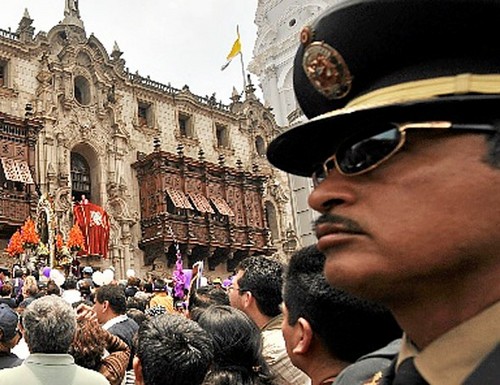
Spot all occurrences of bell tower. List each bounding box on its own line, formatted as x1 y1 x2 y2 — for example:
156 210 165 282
63 0 84 28
249 0 338 247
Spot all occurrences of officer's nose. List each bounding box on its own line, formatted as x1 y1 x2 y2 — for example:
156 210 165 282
308 172 357 213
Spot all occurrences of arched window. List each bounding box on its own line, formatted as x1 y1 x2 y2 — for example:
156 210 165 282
255 136 266 156
264 201 279 242
74 75 91 105
215 124 229 148
71 152 91 202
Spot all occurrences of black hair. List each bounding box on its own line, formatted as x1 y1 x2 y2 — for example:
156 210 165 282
127 308 148 327
63 276 78 290
95 284 127 315
188 285 229 321
0 282 13 297
236 256 284 318
78 280 92 301
127 296 148 312
152 278 166 292
144 283 153 294
197 306 274 385
46 280 61 296
136 313 213 385
283 245 402 363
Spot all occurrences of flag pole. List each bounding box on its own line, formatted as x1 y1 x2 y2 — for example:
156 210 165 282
221 25 247 91
236 25 246 91
240 50 247 91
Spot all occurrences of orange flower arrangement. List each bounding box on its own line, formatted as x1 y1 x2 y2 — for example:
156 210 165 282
6 230 24 257
67 224 85 252
20 217 40 250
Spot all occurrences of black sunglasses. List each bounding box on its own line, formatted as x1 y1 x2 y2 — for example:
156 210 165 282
312 121 497 186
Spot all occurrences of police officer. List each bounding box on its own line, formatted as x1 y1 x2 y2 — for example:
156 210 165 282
267 0 500 383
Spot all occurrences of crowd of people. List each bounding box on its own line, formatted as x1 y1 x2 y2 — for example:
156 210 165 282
0 249 401 385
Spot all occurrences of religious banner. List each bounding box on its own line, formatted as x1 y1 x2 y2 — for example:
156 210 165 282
73 200 110 258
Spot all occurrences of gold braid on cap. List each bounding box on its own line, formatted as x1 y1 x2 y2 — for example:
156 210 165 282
347 73 500 108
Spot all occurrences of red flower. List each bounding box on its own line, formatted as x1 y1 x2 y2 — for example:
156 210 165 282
67 224 85 252
6 230 24 257
20 218 40 249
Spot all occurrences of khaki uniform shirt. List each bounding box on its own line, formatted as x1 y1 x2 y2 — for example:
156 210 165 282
397 301 500 385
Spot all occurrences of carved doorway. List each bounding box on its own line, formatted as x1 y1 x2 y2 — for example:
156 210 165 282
70 152 91 202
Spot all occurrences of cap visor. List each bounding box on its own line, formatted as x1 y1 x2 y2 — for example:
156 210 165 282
267 95 500 177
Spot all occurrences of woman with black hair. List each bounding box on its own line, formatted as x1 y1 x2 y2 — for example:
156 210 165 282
197 305 276 385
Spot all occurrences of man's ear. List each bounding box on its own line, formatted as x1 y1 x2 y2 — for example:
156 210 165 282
241 290 254 310
133 356 144 385
101 300 109 312
292 317 313 355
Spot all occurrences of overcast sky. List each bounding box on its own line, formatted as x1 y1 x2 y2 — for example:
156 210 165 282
0 0 260 104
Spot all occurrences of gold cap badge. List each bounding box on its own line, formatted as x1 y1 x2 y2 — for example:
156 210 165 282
302 40 352 99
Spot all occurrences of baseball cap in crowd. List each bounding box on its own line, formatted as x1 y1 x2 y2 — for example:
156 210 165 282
82 266 93 274
153 278 167 292
0 304 19 342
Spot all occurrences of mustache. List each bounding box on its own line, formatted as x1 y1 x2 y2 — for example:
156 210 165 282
313 213 365 234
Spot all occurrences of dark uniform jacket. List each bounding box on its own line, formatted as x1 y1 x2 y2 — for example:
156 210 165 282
334 339 401 385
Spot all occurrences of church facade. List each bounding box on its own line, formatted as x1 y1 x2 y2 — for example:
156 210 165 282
0 3 298 278
249 0 338 247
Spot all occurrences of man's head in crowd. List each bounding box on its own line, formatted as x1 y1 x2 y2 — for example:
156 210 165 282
282 245 401 378
22 295 76 353
82 266 93 277
0 283 13 298
94 284 127 324
188 284 229 321
134 313 213 385
228 255 284 326
64 276 78 290
0 267 9 282
46 280 61 296
152 278 167 293
0 304 20 349
197 305 274 385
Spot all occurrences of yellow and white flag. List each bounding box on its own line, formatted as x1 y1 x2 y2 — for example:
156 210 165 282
221 26 242 71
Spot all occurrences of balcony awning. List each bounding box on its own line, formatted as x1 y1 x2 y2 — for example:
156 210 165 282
210 196 235 216
188 192 215 213
1 158 34 184
165 188 193 209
